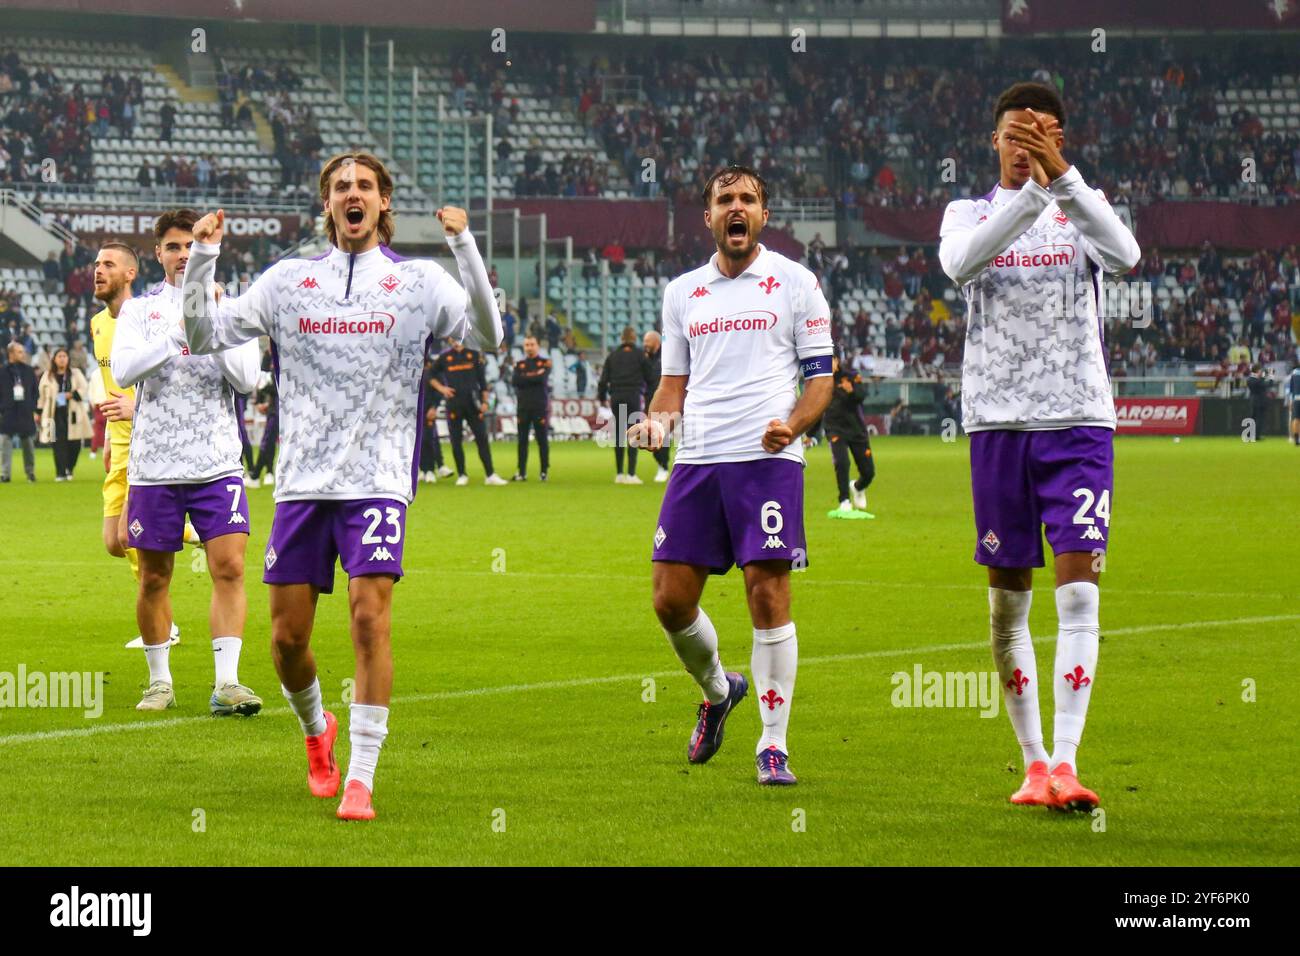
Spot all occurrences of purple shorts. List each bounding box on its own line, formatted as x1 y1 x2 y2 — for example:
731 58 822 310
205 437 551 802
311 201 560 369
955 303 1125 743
263 498 406 593
126 475 251 552
970 427 1113 569
652 458 807 574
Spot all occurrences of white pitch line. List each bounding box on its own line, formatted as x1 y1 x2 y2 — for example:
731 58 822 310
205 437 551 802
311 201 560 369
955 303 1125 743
1 612 1296 748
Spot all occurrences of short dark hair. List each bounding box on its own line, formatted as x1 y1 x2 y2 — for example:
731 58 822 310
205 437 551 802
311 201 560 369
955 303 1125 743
154 209 199 243
99 240 139 269
994 82 1065 127
701 164 769 210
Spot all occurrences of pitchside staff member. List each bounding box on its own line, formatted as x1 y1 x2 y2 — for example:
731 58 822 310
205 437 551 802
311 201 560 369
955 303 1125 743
248 349 278 486
512 335 551 481
644 330 670 483
598 326 654 484
823 353 875 517
419 355 452 483
432 338 508 486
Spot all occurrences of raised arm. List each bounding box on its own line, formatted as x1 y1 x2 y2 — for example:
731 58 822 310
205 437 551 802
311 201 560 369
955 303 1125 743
939 185 1053 286
433 207 502 352
181 209 276 354
110 298 186 389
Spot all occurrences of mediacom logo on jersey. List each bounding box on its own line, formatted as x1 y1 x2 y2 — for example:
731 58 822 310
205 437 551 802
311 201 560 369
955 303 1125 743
297 311 396 336
991 244 1076 269
687 310 778 338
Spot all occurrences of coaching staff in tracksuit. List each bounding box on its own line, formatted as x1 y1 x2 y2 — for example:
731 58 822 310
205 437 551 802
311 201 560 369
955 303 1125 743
432 338 507 486
511 335 551 481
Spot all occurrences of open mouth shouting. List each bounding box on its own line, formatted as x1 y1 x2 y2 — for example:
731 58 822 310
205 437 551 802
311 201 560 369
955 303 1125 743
345 204 366 228
726 215 749 241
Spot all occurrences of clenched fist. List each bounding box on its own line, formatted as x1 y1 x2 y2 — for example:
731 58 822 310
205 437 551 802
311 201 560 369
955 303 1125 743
762 418 794 454
194 209 225 245
435 206 468 236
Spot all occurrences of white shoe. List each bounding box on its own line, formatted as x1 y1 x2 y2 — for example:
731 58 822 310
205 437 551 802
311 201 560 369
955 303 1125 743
436 466 455 478
244 474 260 488
455 474 470 486
88 451 97 460
262 472 275 486
852 486 867 511
837 499 853 513
421 471 434 483
654 467 669 483
484 474 508 486
125 622 180 649
614 473 628 484
624 475 644 485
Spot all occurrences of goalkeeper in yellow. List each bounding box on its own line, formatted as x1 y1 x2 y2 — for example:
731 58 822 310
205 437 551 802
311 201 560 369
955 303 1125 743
90 241 190 648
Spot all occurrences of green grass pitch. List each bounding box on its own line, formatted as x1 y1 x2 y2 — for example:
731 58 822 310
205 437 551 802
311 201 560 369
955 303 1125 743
0 436 1296 866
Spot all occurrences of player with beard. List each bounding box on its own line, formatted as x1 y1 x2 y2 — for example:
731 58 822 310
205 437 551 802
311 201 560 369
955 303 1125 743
629 165 833 785
181 152 501 820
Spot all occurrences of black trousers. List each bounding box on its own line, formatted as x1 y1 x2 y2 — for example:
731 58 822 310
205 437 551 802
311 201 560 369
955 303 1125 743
53 409 80 477
830 434 874 503
652 446 670 470
420 417 445 472
447 403 494 476
611 393 641 476
252 410 278 479
516 401 549 475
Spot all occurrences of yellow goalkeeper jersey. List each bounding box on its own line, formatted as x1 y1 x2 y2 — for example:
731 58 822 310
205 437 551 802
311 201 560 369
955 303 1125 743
89 304 135 446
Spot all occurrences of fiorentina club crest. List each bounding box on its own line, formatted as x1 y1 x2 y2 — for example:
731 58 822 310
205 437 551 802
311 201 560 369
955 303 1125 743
759 276 780 295
653 525 667 549
981 529 1000 554
129 519 143 538
379 274 400 293
265 546 278 569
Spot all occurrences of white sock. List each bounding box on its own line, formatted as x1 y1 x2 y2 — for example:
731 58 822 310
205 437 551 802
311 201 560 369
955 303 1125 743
989 588 1049 767
212 636 241 686
282 679 326 737
1051 581 1100 772
144 641 172 685
664 607 729 705
346 703 390 793
752 622 797 755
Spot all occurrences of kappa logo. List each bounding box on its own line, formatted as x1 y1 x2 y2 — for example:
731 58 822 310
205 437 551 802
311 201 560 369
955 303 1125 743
129 518 143 538
369 547 395 562
977 214 988 223
1080 525 1104 541
228 512 246 526
762 534 786 549
379 274 400 294
264 546 277 569
759 275 781 295
147 311 162 323
1054 211 1070 225
654 525 667 549
688 286 710 298
298 276 319 289
981 529 1000 554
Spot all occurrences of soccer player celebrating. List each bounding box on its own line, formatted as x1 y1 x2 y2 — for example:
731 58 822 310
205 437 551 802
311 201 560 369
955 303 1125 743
180 152 502 820
628 164 833 785
90 242 184 649
938 83 1140 811
111 210 263 714
511 334 551 481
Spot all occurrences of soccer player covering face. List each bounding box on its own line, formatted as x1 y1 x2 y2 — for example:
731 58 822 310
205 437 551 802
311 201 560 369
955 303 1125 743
938 83 1140 811
180 153 502 821
628 165 834 785
110 210 262 714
